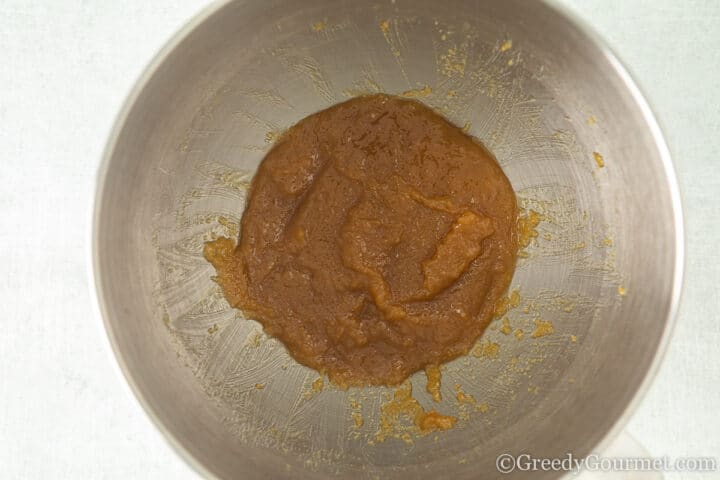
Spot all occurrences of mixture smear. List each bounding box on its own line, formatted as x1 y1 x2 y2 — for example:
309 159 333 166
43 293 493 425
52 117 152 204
204 94 518 387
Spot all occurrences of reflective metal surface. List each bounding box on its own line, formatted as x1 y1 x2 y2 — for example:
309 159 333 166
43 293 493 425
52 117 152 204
91 1 683 478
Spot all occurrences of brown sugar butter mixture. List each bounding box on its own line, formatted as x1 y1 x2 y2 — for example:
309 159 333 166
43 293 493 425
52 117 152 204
205 94 519 387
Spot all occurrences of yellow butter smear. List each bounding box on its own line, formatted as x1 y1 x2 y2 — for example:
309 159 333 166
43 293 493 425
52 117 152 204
472 340 501 359
425 365 442 402
494 289 521 317
374 382 457 444
518 210 542 249
402 85 433 98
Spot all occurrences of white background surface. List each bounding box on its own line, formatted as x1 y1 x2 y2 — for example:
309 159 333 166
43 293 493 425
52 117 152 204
1 1 718 478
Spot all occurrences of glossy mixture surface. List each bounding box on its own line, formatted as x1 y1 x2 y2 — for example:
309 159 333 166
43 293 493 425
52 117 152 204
204 94 518 386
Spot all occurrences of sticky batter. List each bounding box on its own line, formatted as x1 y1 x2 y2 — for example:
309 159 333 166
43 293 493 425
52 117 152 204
204 94 518 387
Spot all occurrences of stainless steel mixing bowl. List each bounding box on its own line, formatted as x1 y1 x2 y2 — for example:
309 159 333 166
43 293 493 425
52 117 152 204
91 0 683 478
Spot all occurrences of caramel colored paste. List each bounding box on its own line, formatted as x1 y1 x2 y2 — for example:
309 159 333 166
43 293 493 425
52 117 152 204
204 94 518 386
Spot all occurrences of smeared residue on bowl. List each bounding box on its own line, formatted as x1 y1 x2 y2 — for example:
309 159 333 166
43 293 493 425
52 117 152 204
150 9 626 473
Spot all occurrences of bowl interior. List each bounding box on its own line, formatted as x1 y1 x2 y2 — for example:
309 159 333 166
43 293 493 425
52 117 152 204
93 0 681 478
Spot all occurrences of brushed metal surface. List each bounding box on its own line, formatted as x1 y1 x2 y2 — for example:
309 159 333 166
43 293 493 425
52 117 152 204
91 0 683 478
